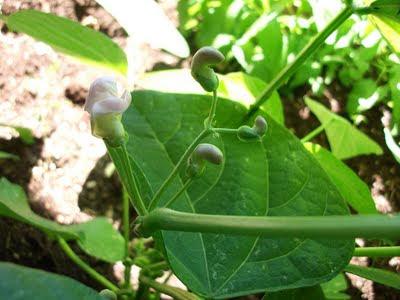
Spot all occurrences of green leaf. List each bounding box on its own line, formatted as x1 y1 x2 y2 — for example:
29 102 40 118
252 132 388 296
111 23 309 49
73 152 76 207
4 10 127 75
368 0 400 55
0 178 124 262
384 127 400 163
263 285 326 300
0 123 34 145
344 264 400 289
321 273 350 300
122 90 354 298
304 143 377 214
139 69 284 124
305 97 383 159
0 151 19 161
0 262 104 300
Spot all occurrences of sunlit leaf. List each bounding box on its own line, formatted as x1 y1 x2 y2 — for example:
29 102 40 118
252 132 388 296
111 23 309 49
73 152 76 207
304 143 377 214
305 97 383 159
4 10 127 74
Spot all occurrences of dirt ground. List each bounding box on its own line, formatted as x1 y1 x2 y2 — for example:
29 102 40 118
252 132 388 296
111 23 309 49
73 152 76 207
0 1 399 299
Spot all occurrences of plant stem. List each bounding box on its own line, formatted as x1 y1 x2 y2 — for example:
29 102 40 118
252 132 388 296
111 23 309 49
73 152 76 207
213 128 239 134
205 90 218 128
246 6 353 119
138 208 400 239
354 246 400 257
139 276 199 300
163 179 193 208
301 122 329 143
148 129 211 211
57 237 118 292
106 143 148 215
122 189 132 289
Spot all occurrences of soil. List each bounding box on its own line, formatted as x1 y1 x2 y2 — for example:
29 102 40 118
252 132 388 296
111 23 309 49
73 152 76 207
0 0 399 299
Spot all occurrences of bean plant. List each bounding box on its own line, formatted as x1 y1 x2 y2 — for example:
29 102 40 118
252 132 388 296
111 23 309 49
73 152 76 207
0 1 400 299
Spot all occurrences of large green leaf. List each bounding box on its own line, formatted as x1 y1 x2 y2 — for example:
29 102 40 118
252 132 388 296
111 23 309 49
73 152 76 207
123 90 354 298
0 263 104 300
138 69 284 124
0 178 124 262
344 264 400 289
305 97 383 160
304 143 377 214
3 10 127 75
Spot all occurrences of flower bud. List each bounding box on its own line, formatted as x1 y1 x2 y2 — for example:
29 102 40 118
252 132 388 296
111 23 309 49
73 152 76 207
186 143 223 178
191 47 225 92
99 289 117 300
253 116 268 136
85 76 131 146
237 116 268 142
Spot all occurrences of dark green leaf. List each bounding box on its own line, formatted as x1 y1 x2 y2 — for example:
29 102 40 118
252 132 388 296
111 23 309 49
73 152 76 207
263 285 325 300
344 264 400 289
0 178 124 262
122 90 354 298
4 10 127 74
305 97 383 159
304 143 377 214
0 262 104 300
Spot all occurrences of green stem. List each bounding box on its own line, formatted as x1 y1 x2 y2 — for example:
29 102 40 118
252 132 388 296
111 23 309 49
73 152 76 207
213 128 239 134
138 208 400 239
205 90 218 128
122 189 132 289
246 6 353 119
145 261 169 272
139 276 199 300
300 122 329 143
57 237 118 292
164 179 193 208
106 143 148 215
354 246 400 257
148 129 211 211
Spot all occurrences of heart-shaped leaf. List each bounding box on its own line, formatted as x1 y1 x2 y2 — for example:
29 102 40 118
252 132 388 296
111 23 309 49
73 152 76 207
0 262 104 300
0 178 124 262
123 90 354 298
305 97 383 159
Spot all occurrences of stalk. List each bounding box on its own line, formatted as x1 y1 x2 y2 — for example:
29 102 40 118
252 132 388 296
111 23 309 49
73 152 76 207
354 246 400 257
138 208 400 239
57 237 118 292
246 6 353 119
139 276 199 300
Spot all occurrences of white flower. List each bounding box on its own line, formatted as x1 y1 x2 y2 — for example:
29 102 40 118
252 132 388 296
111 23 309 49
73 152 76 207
85 76 131 146
85 76 131 117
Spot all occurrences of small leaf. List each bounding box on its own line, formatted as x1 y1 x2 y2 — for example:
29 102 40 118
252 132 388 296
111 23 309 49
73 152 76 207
320 274 350 300
344 264 400 289
263 285 326 300
4 10 127 75
139 69 284 124
0 151 19 161
0 262 104 300
346 79 381 115
0 178 124 262
305 97 383 159
384 127 400 163
304 143 377 214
